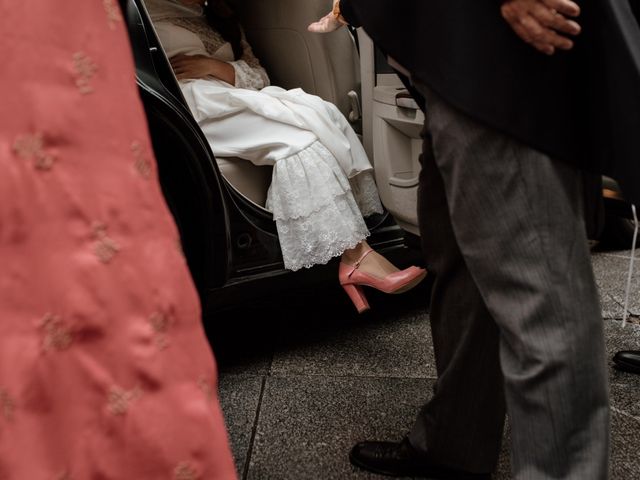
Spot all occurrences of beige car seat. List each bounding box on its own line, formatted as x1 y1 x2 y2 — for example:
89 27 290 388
230 0 361 119
219 0 362 208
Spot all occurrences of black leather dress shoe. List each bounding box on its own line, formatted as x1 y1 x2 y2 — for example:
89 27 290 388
349 437 491 479
613 350 640 374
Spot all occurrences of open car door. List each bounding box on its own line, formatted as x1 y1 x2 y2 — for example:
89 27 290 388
356 31 423 236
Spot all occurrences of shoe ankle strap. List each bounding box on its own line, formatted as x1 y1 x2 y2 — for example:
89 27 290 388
348 248 374 277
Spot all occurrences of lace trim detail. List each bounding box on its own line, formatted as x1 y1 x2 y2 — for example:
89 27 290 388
169 17 226 57
231 59 269 90
349 171 384 217
168 17 269 90
277 190 370 271
267 141 351 220
266 141 374 271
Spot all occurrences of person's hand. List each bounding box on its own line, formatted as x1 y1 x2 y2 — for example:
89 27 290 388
501 0 582 55
308 0 346 33
170 54 218 80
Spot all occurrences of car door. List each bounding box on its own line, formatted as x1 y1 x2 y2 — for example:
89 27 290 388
357 31 423 237
125 0 420 303
125 0 282 293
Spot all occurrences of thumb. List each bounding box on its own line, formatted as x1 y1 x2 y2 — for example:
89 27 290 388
307 21 327 33
308 12 341 33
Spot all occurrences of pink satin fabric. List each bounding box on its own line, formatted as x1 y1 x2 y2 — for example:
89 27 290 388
0 1 237 478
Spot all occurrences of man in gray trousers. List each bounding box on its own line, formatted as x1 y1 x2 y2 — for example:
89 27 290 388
311 0 640 478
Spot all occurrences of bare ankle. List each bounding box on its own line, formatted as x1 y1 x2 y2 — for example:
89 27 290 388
342 242 369 264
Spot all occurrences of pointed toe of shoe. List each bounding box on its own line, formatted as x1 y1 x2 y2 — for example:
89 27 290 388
340 265 427 294
396 266 426 280
613 350 640 373
386 266 427 293
349 441 367 461
349 438 492 479
348 440 403 474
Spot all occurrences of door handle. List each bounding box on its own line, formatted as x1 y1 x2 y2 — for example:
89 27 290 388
395 91 420 110
389 175 419 188
348 90 362 122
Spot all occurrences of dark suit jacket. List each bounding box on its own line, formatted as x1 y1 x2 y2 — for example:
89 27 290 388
341 0 640 206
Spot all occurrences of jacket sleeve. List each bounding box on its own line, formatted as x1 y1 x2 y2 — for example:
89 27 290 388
338 0 362 28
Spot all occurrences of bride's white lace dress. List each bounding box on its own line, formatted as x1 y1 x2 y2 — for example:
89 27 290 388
148 4 383 271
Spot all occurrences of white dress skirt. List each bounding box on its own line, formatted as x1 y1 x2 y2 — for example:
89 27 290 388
155 21 383 271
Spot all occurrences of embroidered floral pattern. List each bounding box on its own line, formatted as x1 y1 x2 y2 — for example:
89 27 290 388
149 311 170 350
197 375 213 402
92 222 120 264
39 313 73 351
108 385 141 415
103 0 122 30
131 141 152 179
12 132 56 170
174 462 200 480
0 388 15 421
176 239 185 257
72 52 98 95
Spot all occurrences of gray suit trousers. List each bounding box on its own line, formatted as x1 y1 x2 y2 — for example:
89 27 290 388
408 82 610 479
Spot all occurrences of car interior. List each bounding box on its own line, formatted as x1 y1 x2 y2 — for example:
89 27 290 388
128 0 637 315
134 0 637 281
141 0 425 236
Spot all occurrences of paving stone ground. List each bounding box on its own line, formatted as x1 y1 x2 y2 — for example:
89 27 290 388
216 250 640 479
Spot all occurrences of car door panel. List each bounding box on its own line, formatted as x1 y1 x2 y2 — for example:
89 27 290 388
357 31 422 235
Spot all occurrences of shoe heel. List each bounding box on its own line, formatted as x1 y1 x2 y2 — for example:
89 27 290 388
342 283 370 313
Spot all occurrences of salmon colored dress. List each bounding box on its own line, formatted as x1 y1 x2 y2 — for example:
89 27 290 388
0 1 237 479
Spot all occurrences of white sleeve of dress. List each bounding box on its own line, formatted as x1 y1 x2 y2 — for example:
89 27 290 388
230 34 270 90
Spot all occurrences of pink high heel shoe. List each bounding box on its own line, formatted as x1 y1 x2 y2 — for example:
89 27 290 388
339 249 427 313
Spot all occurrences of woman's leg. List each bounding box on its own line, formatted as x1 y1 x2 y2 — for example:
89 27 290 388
341 241 400 277
339 240 427 313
